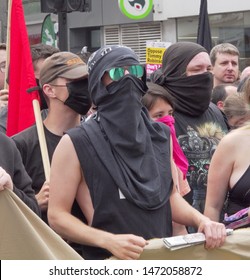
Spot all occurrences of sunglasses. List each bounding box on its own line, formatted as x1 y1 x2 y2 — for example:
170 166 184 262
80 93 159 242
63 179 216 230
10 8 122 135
108 65 144 81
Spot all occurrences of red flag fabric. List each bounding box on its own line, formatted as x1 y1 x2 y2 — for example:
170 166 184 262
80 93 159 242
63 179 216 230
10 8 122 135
6 0 40 136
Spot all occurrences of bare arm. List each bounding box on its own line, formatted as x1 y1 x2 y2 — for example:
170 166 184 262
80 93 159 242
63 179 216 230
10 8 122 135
48 134 147 259
170 187 226 248
204 135 235 222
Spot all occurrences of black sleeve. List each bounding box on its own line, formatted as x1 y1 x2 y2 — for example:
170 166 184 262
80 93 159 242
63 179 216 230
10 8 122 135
11 140 41 216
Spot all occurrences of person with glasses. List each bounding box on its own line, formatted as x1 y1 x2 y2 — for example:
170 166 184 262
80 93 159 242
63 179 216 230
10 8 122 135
12 51 92 256
48 45 227 260
0 43 9 133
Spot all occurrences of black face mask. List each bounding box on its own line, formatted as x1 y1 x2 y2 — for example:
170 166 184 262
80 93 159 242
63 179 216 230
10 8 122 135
65 79 91 115
36 78 48 110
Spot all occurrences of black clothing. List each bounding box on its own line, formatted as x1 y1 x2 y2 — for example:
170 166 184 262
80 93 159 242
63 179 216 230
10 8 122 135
226 165 250 216
0 132 40 215
174 103 228 208
67 119 173 259
151 42 229 214
12 125 87 230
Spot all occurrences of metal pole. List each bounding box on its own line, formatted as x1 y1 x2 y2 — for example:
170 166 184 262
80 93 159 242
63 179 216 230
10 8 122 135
58 12 68 51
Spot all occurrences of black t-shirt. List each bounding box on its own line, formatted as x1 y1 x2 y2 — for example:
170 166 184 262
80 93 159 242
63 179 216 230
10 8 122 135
174 103 228 206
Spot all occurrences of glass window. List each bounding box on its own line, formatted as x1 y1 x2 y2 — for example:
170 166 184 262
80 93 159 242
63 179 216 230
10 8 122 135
177 12 250 69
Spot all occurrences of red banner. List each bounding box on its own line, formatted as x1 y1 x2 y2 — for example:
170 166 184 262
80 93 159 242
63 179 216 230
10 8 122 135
7 0 39 136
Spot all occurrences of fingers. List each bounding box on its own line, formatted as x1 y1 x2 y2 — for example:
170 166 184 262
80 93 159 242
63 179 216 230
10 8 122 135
0 167 13 191
201 222 226 249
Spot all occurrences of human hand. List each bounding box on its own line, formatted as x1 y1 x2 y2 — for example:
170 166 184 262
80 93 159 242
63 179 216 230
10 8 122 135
0 89 9 108
106 234 148 260
0 167 13 191
197 218 226 249
35 181 49 211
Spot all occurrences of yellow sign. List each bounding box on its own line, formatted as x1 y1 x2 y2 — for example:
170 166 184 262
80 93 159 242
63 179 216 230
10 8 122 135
146 47 166 64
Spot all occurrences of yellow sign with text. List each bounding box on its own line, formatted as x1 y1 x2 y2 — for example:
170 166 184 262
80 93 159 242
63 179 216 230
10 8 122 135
146 47 166 64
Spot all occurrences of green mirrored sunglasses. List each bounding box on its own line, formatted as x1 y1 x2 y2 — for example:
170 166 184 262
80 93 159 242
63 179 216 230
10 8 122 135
108 65 144 81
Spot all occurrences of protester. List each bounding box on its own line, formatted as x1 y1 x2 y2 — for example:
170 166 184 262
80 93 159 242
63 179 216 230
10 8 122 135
12 52 91 219
223 92 250 129
211 84 237 111
48 45 227 260
210 43 240 87
31 43 59 111
237 66 250 92
142 82 190 235
0 43 8 133
142 82 190 196
0 43 59 133
12 51 91 256
204 76 250 229
151 42 228 222
0 131 40 215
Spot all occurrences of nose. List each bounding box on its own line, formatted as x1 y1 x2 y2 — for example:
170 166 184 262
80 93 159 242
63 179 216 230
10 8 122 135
227 62 234 70
124 69 130 75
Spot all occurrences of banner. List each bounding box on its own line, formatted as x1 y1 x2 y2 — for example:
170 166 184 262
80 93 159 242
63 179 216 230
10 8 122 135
146 41 171 76
41 14 57 48
7 0 39 136
197 0 212 52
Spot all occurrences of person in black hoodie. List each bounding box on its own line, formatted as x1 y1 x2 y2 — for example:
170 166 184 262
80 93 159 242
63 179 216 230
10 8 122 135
151 42 229 225
0 131 40 215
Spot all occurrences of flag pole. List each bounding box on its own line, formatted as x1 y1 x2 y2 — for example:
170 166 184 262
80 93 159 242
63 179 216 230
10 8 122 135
4 0 12 89
32 99 50 181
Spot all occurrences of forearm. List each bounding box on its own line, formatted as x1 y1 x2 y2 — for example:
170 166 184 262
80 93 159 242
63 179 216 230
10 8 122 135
170 191 210 228
204 205 221 222
48 209 113 250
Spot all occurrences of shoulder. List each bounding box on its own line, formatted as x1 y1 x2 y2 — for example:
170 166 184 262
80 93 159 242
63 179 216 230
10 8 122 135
12 125 37 142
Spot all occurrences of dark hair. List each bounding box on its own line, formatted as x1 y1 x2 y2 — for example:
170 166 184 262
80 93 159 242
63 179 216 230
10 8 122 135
142 82 175 111
0 43 6 51
211 84 228 104
31 43 59 62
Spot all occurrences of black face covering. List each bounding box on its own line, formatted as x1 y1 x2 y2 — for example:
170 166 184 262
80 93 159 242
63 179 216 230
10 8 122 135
64 79 91 115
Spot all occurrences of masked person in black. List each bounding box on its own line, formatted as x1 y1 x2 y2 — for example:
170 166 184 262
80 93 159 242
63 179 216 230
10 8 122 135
12 52 91 256
48 45 227 260
151 42 229 226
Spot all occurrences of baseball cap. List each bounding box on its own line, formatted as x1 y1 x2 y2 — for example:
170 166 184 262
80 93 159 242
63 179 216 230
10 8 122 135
39 51 88 87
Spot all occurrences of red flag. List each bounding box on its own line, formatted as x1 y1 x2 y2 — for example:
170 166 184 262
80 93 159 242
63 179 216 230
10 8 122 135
6 0 40 136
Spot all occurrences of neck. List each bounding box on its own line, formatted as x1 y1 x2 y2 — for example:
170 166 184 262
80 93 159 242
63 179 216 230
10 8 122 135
43 109 81 136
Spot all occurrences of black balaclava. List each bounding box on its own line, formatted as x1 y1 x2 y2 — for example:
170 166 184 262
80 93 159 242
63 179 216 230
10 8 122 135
151 42 213 117
87 45 173 210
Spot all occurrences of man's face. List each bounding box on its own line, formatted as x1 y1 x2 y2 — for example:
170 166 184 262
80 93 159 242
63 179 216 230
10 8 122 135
212 53 239 86
186 52 212 76
0 49 7 90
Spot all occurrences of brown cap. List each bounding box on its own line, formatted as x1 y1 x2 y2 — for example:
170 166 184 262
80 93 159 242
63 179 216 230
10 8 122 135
39 51 88 87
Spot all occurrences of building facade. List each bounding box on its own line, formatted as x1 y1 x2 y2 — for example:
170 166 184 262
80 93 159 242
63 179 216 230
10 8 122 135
0 0 250 68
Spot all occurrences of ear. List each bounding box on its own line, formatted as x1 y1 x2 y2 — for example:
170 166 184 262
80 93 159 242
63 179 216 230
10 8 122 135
217 100 224 110
43 84 56 98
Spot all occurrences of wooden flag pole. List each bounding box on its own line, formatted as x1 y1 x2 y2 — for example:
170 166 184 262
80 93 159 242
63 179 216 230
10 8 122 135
4 0 12 89
32 99 50 181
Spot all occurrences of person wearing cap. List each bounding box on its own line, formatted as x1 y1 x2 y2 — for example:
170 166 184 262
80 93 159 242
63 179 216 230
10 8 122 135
12 51 91 255
48 45 227 260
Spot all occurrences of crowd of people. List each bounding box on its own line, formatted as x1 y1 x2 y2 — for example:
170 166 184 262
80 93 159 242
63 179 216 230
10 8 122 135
0 40 249 260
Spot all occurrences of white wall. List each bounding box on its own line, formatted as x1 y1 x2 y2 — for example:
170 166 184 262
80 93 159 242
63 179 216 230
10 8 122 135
154 0 250 20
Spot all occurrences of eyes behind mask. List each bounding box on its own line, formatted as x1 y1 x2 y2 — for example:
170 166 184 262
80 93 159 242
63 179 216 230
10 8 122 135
64 78 92 115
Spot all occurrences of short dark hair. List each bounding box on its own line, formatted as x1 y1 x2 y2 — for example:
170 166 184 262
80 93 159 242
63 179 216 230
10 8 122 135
31 43 59 62
211 84 228 104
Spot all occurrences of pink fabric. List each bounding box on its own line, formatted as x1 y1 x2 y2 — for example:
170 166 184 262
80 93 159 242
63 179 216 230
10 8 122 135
157 115 188 179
